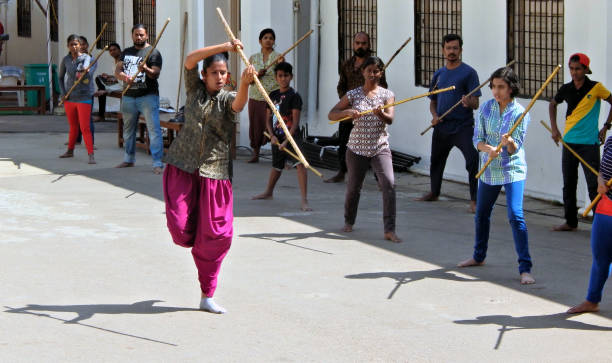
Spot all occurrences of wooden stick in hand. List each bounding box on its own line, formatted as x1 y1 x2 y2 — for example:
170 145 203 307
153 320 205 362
59 46 109 106
264 131 323 178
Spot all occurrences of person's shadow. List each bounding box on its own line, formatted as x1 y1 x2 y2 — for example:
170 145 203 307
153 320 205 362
454 313 612 350
4 300 200 346
240 231 348 255
345 268 479 299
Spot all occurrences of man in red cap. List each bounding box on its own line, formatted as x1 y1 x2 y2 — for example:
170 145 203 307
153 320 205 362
549 53 612 231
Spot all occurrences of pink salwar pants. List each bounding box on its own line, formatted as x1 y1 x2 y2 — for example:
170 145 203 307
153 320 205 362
163 164 233 297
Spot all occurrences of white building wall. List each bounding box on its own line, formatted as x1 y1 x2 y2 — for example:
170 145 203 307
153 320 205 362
311 0 611 205
2 0 59 68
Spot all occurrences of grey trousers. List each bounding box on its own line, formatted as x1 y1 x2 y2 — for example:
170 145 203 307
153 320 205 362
345 148 396 233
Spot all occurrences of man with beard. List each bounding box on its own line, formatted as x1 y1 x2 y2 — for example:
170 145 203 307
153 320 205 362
325 32 387 183
417 33 480 213
115 24 164 174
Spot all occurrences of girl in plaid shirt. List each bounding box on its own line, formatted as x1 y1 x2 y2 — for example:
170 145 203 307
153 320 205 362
458 67 535 285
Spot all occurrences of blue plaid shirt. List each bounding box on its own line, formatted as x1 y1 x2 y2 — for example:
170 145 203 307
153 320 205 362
473 98 529 185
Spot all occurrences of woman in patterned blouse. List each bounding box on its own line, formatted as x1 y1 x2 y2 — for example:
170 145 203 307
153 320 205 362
458 67 535 285
247 28 281 163
162 40 255 314
568 135 612 314
328 56 401 243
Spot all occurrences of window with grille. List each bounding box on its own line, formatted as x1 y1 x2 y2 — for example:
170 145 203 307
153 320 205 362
414 0 462 88
507 0 564 99
337 0 378 72
17 0 31 38
133 0 156 44
49 0 58 42
96 0 116 49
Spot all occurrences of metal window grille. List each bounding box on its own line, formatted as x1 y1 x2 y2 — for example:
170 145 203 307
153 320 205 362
337 0 378 72
507 0 564 99
96 0 116 49
133 0 156 44
414 0 462 87
49 0 58 42
17 0 31 38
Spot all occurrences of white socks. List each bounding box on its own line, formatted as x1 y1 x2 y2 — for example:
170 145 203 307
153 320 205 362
200 297 227 314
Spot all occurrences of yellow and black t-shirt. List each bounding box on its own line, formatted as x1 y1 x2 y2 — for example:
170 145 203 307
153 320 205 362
553 77 611 144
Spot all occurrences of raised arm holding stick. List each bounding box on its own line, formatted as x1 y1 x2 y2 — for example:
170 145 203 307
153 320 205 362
216 8 310 169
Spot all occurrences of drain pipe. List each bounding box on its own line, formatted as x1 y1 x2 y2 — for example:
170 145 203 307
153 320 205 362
307 0 319 128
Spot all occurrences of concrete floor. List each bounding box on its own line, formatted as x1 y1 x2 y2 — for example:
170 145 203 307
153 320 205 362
1 115 611 362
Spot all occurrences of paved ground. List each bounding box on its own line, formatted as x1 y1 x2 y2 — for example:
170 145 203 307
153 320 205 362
1 115 611 362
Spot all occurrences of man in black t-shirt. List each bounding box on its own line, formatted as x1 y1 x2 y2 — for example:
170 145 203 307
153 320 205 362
115 24 164 174
252 62 311 211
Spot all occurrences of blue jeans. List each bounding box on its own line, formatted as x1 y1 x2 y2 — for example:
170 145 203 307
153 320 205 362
473 179 532 274
586 213 612 303
121 94 163 167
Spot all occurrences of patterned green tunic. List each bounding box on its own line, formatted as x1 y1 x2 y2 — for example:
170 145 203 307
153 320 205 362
248 51 280 100
163 67 237 180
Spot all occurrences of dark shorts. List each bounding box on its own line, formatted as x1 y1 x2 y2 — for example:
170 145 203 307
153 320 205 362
271 135 302 170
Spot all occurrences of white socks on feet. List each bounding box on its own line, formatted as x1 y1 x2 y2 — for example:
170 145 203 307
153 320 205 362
200 297 227 314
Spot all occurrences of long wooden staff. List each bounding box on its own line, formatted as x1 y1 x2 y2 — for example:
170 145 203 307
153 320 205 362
59 46 109 106
176 12 188 115
382 37 411 71
329 86 455 124
420 60 517 136
121 18 171 96
216 8 310 168
264 131 323 178
540 120 599 176
261 29 313 72
89 22 108 55
475 64 562 179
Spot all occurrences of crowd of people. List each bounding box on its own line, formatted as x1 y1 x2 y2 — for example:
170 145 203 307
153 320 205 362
56 25 612 316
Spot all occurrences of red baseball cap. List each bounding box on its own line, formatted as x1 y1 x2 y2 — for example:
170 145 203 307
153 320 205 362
569 53 592 74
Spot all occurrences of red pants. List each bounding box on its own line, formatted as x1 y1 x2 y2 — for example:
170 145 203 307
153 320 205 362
64 101 94 154
163 164 233 297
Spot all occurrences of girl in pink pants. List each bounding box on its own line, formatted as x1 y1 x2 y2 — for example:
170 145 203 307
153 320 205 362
162 40 255 314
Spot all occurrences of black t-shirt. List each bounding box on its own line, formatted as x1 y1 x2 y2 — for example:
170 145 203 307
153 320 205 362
120 45 163 97
269 87 303 139
553 77 598 118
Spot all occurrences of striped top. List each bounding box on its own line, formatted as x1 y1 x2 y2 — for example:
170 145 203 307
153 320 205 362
346 86 394 157
473 98 529 185
600 136 612 200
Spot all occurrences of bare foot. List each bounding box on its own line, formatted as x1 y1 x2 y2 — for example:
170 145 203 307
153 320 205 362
520 272 535 285
59 150 74 158
416 192 438 202
342 224 353 232
251 193 273 200
457 258 485 268
469 201 476 214
301 201 312 211
567 300 600 314
384 232 402 243
247 155 259 163
115 162 134 168
88 154 96 164
324 173 345 183
152 166 163 175
552 223 577 232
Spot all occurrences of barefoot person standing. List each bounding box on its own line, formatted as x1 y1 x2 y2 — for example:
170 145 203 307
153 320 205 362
458 67 535 284
568 135 612 314
328 56 400 243
162 39 255 314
